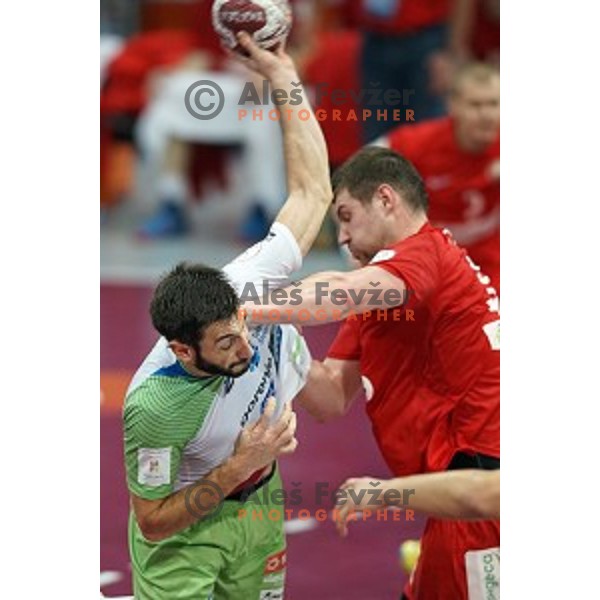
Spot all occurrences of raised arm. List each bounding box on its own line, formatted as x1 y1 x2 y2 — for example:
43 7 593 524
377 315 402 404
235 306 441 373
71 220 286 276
236 33 332 256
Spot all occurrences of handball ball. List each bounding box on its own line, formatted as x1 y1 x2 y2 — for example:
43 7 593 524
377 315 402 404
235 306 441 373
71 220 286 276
399 539 421 575
212 0 292 53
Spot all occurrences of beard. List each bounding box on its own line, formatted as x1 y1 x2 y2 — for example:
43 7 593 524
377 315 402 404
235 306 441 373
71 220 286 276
194 346 251 378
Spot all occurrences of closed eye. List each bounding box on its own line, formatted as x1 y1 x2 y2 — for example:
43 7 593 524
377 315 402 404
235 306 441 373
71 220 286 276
217 335 236 350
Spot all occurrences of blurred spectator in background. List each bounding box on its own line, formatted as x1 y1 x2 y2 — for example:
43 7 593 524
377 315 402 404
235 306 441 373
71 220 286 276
298 1 364 249
303 2 362 169
376 62 500 293
134 59 287 240
100 26 217 213
358 0 451 142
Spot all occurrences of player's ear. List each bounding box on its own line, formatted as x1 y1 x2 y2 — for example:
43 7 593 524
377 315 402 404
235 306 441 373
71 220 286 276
376 184 396 213
168 340 195 363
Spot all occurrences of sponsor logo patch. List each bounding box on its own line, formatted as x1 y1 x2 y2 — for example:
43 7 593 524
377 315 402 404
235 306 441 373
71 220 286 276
465 547 500 600
137 448 171 487
264 550 287 574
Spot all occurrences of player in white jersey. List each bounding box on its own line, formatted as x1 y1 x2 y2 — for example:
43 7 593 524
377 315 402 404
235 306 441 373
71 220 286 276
123 34 332 599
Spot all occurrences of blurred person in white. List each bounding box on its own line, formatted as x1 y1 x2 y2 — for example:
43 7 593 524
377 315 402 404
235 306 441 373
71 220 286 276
100 0 317 242
135 55 287 241
131 0 317 241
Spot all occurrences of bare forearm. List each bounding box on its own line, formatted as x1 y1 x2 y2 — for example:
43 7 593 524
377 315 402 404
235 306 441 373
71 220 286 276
272 75 328 184
247 271 352 325
296 360 349 421
246 267 406 325
139 455 250 541
236 34 331 255
384 470 500 520
270 69 332 253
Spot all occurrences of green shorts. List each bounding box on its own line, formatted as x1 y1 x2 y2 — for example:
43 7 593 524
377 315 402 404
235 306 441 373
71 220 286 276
129 466 286 600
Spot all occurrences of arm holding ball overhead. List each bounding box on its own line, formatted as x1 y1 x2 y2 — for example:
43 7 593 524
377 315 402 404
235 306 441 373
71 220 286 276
229 31 332 257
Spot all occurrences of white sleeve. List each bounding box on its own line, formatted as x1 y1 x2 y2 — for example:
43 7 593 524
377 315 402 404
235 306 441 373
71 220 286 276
222 222 303 294
276 325 312 405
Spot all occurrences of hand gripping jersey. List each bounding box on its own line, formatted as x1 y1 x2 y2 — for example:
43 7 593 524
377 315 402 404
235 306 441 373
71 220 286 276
124 221 311 501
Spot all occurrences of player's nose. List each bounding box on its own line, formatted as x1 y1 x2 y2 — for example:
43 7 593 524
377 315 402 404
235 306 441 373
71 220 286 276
337 226 350 246
238 334 253 360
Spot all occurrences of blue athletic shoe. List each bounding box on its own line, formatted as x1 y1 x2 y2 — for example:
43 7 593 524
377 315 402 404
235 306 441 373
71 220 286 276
138 200 188 239
239 203 270 244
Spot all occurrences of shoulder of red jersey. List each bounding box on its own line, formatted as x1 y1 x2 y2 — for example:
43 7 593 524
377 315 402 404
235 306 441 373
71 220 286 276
368 223 445 303
385 117 454 160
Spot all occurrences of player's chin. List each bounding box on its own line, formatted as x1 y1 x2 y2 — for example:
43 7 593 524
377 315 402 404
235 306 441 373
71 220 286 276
356 252 373 267
349 247 368 266
228 360 251 378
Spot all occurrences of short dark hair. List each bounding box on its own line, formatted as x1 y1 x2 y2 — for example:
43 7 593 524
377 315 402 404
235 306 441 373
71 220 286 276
150 262 239 346
331 146 428 213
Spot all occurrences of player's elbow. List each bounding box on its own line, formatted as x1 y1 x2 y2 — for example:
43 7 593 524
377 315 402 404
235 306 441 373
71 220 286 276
313 405 346 423
296 180 332 208
300 398 348 423
137 514 170 543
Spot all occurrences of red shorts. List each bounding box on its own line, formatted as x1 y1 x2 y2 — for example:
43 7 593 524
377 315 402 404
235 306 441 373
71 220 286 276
405 519 500 600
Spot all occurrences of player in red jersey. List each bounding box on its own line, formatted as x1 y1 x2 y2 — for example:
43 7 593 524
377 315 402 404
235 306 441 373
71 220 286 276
377 62 500 293
245 146 500 599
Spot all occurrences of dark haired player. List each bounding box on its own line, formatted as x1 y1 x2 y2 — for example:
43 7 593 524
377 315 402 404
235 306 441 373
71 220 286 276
123 34 331 600
249 146 500 600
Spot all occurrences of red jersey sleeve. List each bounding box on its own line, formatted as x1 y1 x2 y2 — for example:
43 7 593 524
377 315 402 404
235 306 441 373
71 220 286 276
387 125 414 154
372 226 441 304
327 317 361 360
385 123 428 163
385 118 452 165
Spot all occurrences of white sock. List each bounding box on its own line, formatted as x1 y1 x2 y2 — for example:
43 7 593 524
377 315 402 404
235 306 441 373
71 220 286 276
157 173 188 205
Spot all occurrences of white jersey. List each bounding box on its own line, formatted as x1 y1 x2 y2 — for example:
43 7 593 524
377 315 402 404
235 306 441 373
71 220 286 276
123 223 311 500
